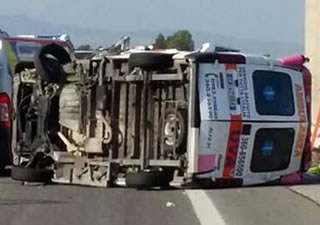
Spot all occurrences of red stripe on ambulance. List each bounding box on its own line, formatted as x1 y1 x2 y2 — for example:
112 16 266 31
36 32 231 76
295 84 307 157
223 115 242 178
3 37 65 44
226 64 237 70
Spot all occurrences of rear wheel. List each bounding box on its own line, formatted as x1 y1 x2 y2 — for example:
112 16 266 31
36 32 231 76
11 166 53 183
126 171 172 188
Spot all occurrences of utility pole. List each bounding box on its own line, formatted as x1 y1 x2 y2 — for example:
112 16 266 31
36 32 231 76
306 0 320 123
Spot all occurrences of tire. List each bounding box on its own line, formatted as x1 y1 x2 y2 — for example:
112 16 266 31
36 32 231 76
11 166 53 183
160 108 187 154
129 53 173 70
34 44 72 83
126 171 171 188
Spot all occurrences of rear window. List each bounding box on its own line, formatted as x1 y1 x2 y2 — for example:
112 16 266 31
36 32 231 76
253 70 294 116
250 128 295 172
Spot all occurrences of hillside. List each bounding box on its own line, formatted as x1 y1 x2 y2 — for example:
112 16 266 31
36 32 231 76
0 14 303 58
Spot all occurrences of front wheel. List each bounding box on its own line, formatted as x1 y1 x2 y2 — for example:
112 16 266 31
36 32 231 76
11 166 53 183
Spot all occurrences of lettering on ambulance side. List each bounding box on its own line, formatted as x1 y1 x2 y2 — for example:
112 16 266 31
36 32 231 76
223 115 242 178
238 66 251 119
216 154 223 171
226 73 236 111
295 84 307 157
204 73 219 120
226 64 237 112
235 136 249 178
204 72 226 120
206 126 214 149
205 73 225 89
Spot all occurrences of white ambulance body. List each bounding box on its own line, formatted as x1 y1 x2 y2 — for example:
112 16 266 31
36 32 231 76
186 52 311 186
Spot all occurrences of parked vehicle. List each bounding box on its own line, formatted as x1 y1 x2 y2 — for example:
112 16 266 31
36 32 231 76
10 43 312 188
0 29 16 170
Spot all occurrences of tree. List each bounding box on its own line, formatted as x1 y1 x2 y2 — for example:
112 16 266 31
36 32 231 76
77 44 92 50
154 33 167 49
166 30 194 51
154 30 194 51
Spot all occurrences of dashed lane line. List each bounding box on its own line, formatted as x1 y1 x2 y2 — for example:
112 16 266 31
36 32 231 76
185 190 226 225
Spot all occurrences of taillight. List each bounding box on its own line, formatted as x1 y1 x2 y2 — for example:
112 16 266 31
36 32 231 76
189 52 246 64
0 93 10 128
218 54 246 64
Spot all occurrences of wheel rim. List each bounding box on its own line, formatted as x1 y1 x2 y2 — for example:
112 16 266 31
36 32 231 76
164 113 182 146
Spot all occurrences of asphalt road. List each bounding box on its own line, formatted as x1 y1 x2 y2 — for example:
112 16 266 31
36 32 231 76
0 173 320 225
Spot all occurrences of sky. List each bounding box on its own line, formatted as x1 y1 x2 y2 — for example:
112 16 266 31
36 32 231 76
0 0 305 58
0 0 305 44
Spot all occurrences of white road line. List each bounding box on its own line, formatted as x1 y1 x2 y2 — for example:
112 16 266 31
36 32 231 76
185 190 226 225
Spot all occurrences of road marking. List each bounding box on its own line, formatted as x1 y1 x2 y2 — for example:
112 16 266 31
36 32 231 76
185 190 226 225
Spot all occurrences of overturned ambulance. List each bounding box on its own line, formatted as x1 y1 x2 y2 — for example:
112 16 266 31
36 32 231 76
10 44 312 188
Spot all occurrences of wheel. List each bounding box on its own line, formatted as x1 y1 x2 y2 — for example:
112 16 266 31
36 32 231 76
129 53 173 70
160 108 187 155
11 166 53 183
34 44 72 83
126 171 171 188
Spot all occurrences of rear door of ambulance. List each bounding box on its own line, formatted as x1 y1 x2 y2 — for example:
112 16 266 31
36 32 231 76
197 54 307 185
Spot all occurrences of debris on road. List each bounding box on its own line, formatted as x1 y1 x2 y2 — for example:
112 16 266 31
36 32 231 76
166 201 176 208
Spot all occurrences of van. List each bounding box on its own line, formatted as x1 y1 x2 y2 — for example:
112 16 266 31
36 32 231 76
0 30 16 170
10 45 312 187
